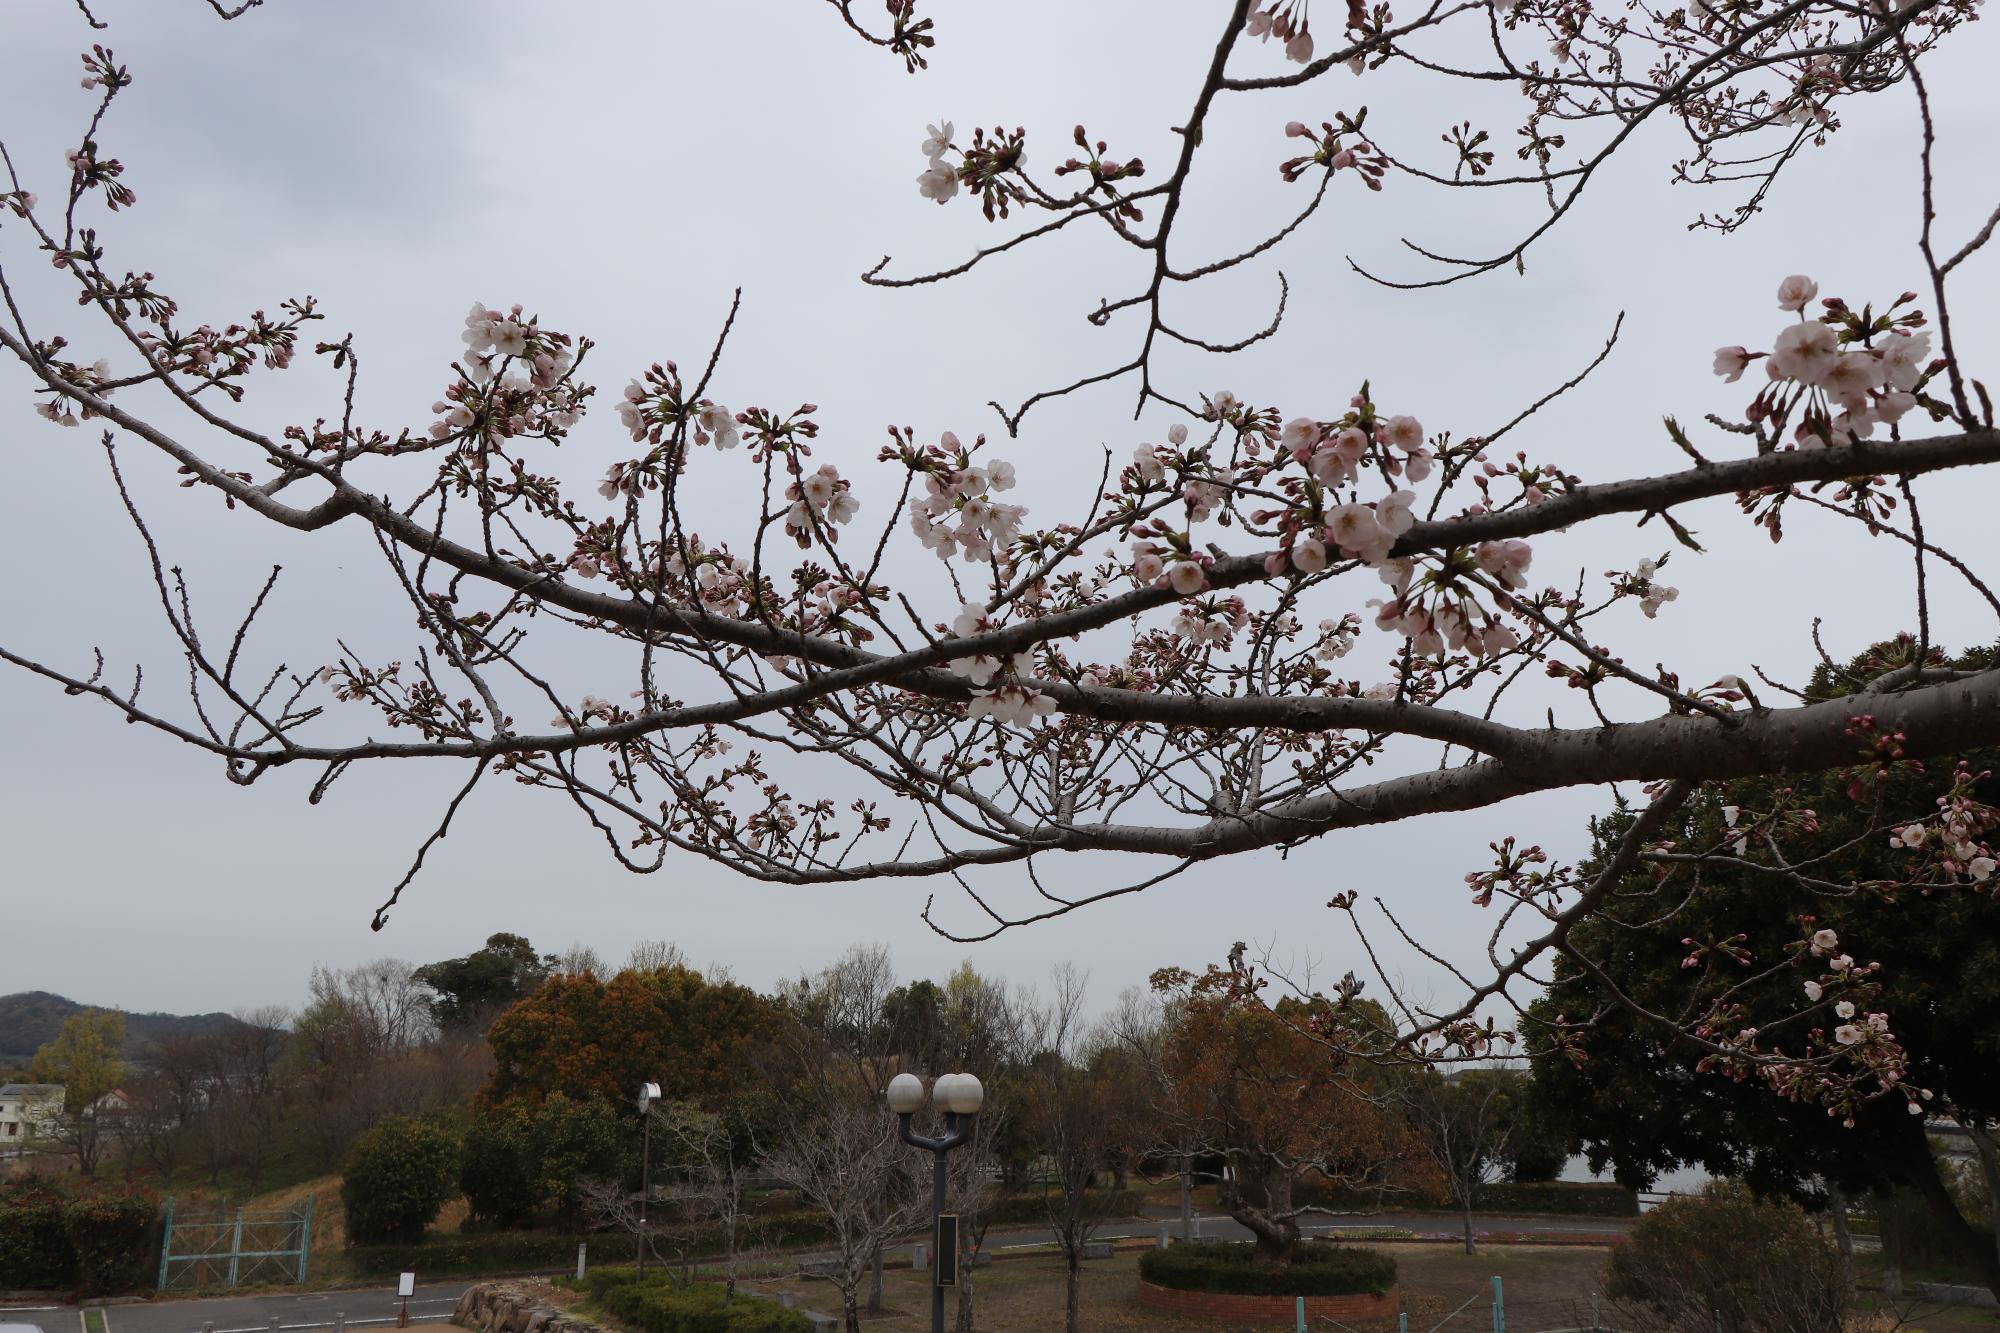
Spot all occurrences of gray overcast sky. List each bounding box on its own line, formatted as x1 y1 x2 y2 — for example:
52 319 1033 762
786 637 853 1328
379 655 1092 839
2 1 1995 1022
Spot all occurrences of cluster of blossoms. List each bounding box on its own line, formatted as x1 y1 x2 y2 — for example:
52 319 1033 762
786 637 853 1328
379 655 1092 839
1246 1 1323 64
1605 556 1680 619
916 120 958 203
1883 762 2000 884
1796 927 1911 1094
886 430 1025 563
31 355 112 427
782 463 860 547
945 602 1053 727
426 304 583 444
1712 275 1940 446
1366 554 1525 658
1279 118 1390 190
613 359 739 450
1171 596 1251 648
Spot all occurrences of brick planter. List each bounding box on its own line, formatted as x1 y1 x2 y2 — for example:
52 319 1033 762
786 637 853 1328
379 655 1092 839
1138 1279 1400 1322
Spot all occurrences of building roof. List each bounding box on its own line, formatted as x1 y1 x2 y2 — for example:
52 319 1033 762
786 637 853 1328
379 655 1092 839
0 1084 63 1098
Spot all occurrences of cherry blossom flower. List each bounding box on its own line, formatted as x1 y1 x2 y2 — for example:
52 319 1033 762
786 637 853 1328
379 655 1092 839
918 159 959 203
1889 823 1926 848
696 403 739 449
1281 416 1319 454
1834 1024 1862 1046
1771 321 1838 384
1376 490 1418 538
1822 351 1884 408
1477 540 1533 589
1878 330 1932 391
1811 928 1839 954
920 120 954 159
1804 980 1824 1002
1776 274 1819 311
969 680 1057 727
1835 1000 1856 1019
1381 415 1425 452
1292 535 1328 573
1970 856 1996 882
1712 346 1752 382
1134 445 1166 483
1168 559 1208 595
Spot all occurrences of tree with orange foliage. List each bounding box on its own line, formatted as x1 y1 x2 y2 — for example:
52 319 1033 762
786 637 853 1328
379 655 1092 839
483 964 780 1110
1152 964 1436 1264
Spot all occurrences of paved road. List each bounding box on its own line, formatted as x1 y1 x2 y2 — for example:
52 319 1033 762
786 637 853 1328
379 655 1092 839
0 1208 1631 1333
1 1285 475 1333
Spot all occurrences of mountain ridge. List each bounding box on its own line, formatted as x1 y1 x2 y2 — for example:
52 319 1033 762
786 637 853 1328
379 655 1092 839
0 990 246 1068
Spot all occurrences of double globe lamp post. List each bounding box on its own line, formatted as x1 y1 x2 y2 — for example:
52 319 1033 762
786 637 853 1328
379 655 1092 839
886 1071 984 1333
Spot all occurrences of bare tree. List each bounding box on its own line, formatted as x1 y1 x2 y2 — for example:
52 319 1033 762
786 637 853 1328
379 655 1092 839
652 1099 758 1303
760 1091 926 1333
1019 966 1126 1333
626 940 688 973
1397 1065 1523 1254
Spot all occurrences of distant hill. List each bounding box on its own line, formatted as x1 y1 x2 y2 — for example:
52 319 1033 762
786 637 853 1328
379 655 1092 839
0 991 247 1067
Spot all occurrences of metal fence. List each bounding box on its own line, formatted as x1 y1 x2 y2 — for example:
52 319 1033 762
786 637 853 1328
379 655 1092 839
156 1195 315 1291
1314 1275 1620 1333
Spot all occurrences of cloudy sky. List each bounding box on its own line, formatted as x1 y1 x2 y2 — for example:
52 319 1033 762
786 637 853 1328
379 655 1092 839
2 1 1995 1024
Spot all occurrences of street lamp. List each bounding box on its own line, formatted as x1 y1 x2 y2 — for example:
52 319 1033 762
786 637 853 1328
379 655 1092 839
636 1082 661 1278
888 1071 984 1333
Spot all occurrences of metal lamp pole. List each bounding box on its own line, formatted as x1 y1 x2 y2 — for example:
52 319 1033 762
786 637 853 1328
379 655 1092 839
887 1072 984 1333
636 1081 661 1278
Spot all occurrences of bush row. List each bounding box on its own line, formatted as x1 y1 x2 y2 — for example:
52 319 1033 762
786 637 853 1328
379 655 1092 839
1138 1241 1397 1296
1291 1178 1637 1217
979 1189 1145 1226
342 1211 836 1279
0 1177 159 1295
583 1268 810 1333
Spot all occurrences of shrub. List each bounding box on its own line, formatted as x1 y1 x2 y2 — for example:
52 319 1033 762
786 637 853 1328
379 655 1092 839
461 1107 542 1228
342 1115 461 1245
1139 1241 1396 1296
585 1269 811 1332
1606 1181 1843 1333
981 1188 1144 1226
0 1178 75 1290
63 1184 159 1295
1475 1181 1638 1217
340 1209 835 1280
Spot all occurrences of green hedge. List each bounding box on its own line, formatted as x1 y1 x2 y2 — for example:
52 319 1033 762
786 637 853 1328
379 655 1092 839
980 1189 1145 1226
0 1178 161 1296
343 1211 836 1279
1139 1241 1396 1296
1475 1182 1637 1217
581 1269 810 1333
1291 1178 1636 1217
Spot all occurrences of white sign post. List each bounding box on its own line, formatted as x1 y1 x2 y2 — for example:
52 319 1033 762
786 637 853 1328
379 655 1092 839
397 1273 415 1328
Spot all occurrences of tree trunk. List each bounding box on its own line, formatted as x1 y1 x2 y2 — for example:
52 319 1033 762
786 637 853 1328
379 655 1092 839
1180 1155 1195 1241
1892 1117 2000 1300
1462 1197 1478 1256
1825 1181 1853 1293
1877 1192 1904 1303
955 1252 975 1333
1969 1122 2000 1274
1065 1252 1082 1333
1227 1155 1300 1264
867 1243 884 1312
843 1288 860 1333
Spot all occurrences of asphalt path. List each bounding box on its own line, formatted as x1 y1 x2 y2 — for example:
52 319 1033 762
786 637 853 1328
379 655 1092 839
2 1286 474 1333
0 1208 1635 1333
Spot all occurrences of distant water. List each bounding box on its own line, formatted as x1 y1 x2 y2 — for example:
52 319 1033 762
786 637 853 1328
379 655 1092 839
1559 1154 1713 1200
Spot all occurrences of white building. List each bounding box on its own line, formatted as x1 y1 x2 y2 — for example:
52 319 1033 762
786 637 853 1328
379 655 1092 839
0 1083 64 1145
